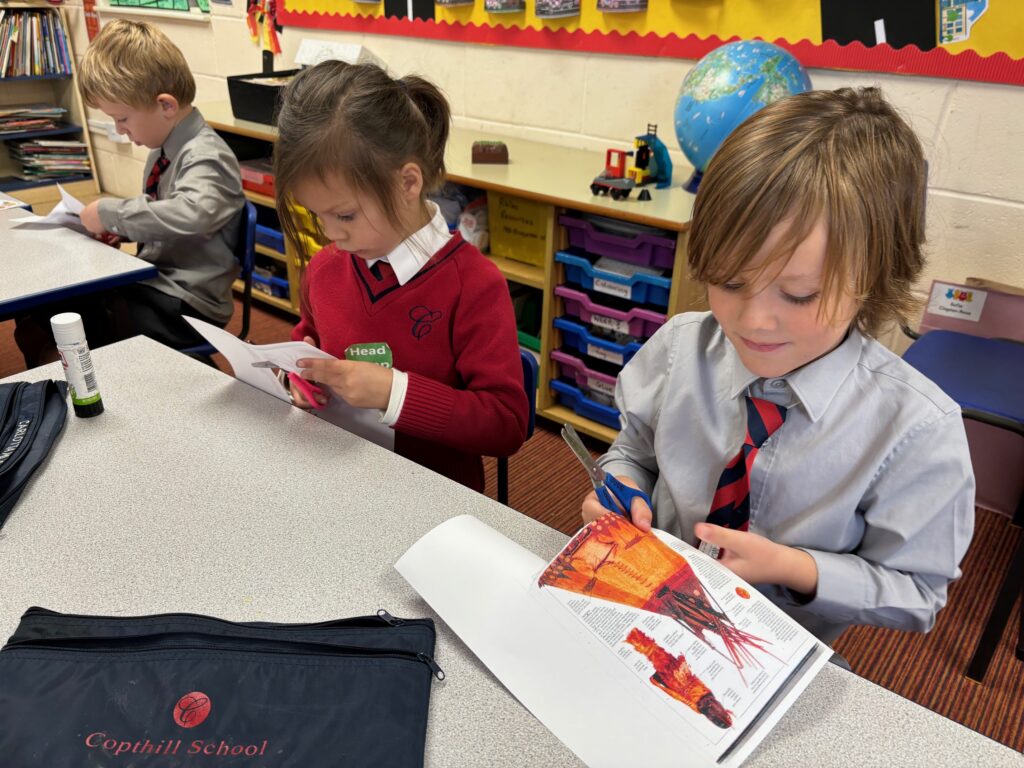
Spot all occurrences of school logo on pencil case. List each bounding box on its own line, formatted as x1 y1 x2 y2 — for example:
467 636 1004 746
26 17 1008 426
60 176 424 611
81 689 271 759
173 691 211 728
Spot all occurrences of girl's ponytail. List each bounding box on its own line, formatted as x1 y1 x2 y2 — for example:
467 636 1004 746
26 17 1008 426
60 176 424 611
399 75 451 193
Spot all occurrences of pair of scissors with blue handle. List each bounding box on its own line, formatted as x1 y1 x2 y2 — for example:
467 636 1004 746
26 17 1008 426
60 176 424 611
251 361 327 411
561 423 651 520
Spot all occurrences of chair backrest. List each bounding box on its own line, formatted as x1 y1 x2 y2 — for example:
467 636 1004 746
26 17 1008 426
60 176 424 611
918 280 1024 343
521 349 538 441
235 200 258 341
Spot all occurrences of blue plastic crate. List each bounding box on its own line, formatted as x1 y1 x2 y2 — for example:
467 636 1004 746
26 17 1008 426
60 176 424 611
556 249 671 307
550 379 621 430
255 224 285 253
253 273 289 298
554 317 642 368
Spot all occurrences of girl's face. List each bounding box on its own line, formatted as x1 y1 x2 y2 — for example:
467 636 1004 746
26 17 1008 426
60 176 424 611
294 173 414 262
707 217 859 379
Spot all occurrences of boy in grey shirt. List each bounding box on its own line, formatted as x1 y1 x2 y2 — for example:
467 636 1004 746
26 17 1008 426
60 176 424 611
15 20 243 367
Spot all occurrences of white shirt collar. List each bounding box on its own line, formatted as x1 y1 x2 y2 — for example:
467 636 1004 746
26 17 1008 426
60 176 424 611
367 201 452 286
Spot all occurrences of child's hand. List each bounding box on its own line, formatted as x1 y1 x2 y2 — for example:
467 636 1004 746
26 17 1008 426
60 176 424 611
96 232 123 248
694 523 818 595
289 373 329 409
296 356 394 410
580 475 653 532
79 200 105 235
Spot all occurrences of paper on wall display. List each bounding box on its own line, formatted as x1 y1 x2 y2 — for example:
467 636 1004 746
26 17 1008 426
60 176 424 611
10 184 90 236
396 514 830 768
183 317 395 451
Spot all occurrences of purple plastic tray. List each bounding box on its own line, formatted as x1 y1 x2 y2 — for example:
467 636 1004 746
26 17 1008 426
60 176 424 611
560 215 676 270
555 285 666 339
551 349 617 403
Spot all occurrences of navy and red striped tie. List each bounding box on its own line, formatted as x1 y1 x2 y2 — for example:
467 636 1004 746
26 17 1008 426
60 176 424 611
145 150 169 199
699 396 787 559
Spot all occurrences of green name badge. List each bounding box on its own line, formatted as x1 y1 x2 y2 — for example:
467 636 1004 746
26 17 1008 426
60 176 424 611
345 342 393 369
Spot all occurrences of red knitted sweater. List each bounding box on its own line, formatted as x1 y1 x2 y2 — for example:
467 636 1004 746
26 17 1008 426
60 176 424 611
293 233 529 492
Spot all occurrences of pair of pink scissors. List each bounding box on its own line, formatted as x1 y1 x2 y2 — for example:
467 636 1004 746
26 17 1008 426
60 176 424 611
251 362 327 410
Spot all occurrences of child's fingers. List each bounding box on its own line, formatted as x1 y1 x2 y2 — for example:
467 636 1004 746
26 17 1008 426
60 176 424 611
580 491 606 524
629 498 653 532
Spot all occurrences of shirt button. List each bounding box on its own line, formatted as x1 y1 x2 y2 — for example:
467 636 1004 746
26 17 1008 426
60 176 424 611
770 379 786 389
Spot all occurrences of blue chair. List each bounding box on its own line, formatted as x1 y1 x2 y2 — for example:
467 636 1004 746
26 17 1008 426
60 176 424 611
497 350 538 506
181 200 257 357
902 328 1024 680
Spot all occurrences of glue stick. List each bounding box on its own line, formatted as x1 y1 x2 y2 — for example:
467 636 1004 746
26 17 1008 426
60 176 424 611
50 312 104 418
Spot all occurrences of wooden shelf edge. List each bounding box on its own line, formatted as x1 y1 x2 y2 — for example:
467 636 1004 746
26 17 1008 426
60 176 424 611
538 404 617 444
244 190 275 208
254 243 286 263
484 253 545 290
234 279 297 315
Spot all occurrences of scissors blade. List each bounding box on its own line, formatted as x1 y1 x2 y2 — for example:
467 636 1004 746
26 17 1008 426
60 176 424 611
561 424 605 488
250 361 276 369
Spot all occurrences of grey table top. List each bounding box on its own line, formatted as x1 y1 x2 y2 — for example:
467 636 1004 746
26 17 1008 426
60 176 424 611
0 205 156 313
1 337 1020 768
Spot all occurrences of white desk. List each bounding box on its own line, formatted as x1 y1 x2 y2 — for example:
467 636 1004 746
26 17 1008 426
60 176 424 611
1 337 1020 768
0 206 157 316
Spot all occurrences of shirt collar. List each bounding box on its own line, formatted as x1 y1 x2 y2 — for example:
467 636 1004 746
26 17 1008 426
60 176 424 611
161 107 204 162
726 325 864 422
367 201 451 286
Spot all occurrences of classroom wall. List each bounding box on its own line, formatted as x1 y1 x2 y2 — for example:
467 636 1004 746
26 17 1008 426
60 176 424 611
63 1 1024 342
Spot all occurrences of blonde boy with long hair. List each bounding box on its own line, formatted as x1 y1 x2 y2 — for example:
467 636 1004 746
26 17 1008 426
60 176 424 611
580 87 975 644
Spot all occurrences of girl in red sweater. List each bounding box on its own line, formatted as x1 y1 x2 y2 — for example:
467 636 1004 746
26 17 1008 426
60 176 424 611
273 61 529 493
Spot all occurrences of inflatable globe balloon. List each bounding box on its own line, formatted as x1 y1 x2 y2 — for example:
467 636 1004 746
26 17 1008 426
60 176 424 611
674 40 811 192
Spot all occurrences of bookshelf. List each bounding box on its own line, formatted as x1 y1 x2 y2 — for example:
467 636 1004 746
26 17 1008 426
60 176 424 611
0 2 100 205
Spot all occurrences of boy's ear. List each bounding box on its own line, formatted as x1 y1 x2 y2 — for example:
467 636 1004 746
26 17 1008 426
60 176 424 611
155 93 180 119
398 162 424 201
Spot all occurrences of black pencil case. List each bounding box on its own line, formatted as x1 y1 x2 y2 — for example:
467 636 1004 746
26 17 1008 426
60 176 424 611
0 606 443 767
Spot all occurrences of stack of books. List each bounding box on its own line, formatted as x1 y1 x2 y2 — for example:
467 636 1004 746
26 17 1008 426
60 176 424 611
0 104 66 136
0 8 72 78
8 139 90 181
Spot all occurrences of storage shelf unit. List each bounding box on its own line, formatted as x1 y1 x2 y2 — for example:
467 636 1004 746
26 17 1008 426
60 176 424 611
0 3 100 205
201 101 701 442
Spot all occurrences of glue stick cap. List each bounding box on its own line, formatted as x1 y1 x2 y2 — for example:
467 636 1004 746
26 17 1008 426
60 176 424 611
50 312 87 346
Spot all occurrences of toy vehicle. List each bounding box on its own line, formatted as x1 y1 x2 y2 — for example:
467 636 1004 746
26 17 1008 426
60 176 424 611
590 125 674 201
591 149 636 200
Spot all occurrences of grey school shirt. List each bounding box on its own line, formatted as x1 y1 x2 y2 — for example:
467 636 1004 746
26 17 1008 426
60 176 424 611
600 311 975 644
97 108 244 324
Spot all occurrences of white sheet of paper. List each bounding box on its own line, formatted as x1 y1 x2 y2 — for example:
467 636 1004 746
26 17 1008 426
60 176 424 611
396 515 831 768
184 317 396 451
10 184 90 235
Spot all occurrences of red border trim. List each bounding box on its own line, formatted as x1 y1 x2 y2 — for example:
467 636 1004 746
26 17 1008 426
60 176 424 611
276 10 1024 86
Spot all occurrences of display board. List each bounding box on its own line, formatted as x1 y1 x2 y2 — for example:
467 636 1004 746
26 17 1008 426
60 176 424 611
277 0 1024 86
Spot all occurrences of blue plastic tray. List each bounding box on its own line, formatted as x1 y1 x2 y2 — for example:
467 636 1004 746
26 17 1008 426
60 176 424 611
255 224 285 253
555 250 671 307
550 379 621 430
253 273 289 298
554 317 642 368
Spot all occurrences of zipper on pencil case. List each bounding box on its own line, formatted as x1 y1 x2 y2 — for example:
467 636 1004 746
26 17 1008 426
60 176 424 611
0 383 32 480
4 630 446 680
20 607 428 632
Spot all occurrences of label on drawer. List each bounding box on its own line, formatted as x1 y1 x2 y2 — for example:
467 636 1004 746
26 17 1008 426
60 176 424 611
590 313 630 336
593 277 631 300
587 376 616 399
587 344 623 366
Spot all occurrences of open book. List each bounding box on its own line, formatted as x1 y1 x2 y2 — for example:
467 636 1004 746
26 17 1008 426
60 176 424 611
396 514 831 767
183 317 395 451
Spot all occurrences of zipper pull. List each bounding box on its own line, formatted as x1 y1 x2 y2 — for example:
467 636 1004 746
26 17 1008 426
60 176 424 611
376 609 405 626
418 652 445 680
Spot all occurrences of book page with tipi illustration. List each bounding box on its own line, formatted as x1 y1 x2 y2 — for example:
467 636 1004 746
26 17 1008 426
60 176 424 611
536 513 821 755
